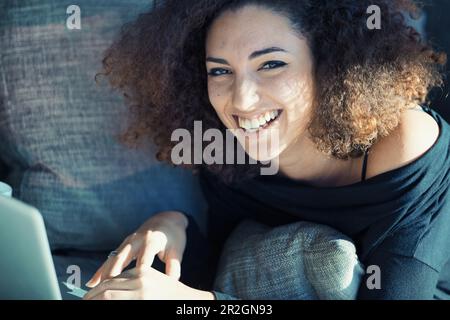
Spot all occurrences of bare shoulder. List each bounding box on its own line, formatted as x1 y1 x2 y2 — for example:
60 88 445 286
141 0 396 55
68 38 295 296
366 105 440 179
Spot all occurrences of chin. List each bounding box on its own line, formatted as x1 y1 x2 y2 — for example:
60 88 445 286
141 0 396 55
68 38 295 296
237 137 285 163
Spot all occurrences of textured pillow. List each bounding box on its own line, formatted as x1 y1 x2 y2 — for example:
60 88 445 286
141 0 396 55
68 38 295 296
213 220 365 300
0 0 207 250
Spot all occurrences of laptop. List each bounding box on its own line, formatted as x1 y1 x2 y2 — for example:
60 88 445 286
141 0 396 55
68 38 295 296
0 195 87 300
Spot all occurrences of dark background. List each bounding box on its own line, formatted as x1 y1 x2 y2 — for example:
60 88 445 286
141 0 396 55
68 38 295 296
425 0 450 119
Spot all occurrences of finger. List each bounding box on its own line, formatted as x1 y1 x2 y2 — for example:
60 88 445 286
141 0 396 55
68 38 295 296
101 244 136 281
86 239 134 288
136 238 165 268
89 290 138 300
86 261 109 288
87 254 124 286
165 250 182 280
83 278 139 300
86 258 118 288
87 244 137 288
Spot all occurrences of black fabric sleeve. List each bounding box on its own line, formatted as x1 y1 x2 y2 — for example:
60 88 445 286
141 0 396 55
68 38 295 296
180 214 219 292
357 247 440 300
183 212 241 300
358 200 450 300
0 157 10 181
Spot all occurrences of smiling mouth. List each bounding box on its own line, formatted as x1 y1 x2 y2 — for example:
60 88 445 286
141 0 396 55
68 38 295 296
233 109 283 133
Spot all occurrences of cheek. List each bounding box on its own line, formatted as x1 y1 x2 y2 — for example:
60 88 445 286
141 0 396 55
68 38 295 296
268 73 315 133
266 69 313 106
269 84 313 133
208 85 226 127
208 82 227 113
208 82 235 127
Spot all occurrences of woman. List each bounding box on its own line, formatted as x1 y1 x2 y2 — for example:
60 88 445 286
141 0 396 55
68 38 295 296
84 0 450 300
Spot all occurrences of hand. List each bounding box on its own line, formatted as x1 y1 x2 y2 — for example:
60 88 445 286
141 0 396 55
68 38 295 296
86 211 189 288
83 266 215 300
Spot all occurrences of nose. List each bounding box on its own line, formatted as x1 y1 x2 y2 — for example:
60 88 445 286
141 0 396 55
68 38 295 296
232 75 260 112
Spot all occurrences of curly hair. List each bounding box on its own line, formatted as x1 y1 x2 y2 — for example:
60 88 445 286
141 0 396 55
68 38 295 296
100 0 446 184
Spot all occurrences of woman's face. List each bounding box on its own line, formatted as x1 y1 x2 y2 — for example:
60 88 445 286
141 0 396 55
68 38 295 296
205 5 316 162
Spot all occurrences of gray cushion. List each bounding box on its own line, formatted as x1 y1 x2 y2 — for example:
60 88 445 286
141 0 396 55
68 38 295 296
214 220 365 300
0 1 207 250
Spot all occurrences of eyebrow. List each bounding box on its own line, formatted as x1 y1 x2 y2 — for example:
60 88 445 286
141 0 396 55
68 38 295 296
206 47 288 65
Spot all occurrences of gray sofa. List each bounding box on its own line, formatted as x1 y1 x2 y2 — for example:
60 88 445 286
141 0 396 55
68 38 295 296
0 0 207 299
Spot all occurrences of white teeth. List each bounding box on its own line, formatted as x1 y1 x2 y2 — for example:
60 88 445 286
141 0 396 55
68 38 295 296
271 111 277 120
239 118 252 130
237 110 280 131
241 118 250 130
258 115 266 126
251 118 260 129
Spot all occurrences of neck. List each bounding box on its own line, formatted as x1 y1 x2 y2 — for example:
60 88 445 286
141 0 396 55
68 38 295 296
278 133 355 187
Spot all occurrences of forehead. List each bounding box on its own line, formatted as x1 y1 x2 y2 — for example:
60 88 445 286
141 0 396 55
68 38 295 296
206 5 300 54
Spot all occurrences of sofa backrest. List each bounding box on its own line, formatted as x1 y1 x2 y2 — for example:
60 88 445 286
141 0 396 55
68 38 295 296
0 0 207 250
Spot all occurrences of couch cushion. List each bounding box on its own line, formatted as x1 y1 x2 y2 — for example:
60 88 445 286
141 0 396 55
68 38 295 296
213 220 365 300
0 0 207 250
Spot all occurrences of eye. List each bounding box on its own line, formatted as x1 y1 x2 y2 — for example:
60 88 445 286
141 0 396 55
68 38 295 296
259 61 288 71
208 68 232 77
207 61 287 77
